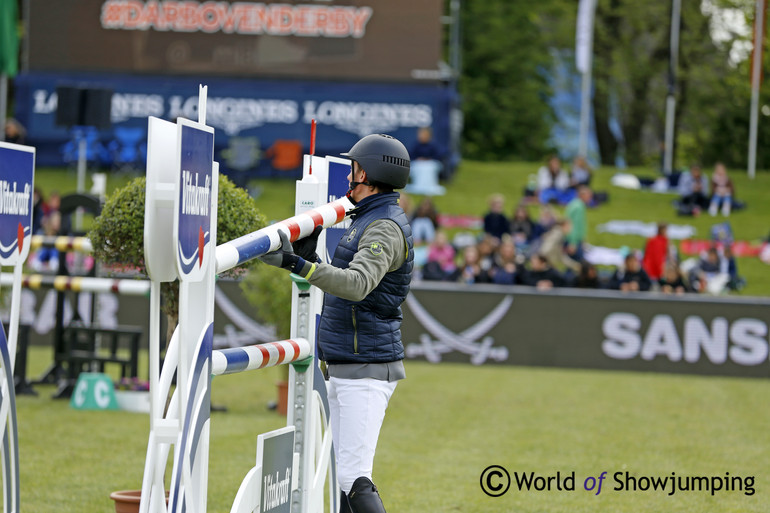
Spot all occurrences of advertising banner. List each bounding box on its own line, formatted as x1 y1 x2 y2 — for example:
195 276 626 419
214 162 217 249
28 0 443 83
14 71 452 168
402 283 770 378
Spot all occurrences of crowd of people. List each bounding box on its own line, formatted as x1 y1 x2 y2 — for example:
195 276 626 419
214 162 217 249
402 155 743 295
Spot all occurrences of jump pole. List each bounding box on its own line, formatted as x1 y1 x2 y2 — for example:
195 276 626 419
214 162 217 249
139 85 353 513
0 140 35 513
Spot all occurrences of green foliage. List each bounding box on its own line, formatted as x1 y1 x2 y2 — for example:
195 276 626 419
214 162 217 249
239 264 293 340
460 2 554 160
88 174 266 317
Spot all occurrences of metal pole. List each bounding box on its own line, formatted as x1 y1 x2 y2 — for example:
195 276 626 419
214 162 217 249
0 74 7 142
748 0 766 180
576 0 596 158
663 0 682 175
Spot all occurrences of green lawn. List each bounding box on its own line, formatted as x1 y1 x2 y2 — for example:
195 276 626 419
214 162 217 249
17 347 770 513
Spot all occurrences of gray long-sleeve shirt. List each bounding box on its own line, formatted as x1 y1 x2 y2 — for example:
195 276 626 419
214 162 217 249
297 218 408 381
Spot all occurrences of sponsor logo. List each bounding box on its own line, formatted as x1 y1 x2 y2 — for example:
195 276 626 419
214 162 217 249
32 89 433 138
404 294 512 364
304 100 433 137
602 313 769 366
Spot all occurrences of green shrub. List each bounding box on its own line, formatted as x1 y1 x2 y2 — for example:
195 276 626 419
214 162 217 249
88 174 266 318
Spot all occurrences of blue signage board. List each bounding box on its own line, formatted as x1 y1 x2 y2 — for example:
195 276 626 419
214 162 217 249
13 71 455 174
325 158 352 262
0 143 35 266
174 120 215 281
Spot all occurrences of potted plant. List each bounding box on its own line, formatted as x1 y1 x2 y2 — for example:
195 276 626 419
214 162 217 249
89 174 266 326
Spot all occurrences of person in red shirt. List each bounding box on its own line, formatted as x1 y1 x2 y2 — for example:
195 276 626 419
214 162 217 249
642 223 669 281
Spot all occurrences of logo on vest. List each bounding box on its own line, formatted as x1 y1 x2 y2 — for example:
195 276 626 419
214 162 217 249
369 242 383 255
346 228 357 242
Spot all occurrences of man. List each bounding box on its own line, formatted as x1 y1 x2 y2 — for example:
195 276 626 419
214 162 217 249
565 185 592 261
260 134 414 513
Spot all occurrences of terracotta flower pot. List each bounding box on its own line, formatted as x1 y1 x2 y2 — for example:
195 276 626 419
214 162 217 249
277 380 289 416
110 490 168 513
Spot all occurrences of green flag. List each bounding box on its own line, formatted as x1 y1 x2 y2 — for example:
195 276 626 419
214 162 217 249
0 0 19 77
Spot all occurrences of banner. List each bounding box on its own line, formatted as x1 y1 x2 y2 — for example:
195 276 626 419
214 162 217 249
28 0 443 82
14 71 453 168
402 283 770 378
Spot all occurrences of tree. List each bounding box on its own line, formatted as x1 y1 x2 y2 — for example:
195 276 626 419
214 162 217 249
460 1 555 160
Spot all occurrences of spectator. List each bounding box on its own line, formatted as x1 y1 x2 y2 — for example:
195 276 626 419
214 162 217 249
690 246 730 294
483 193 510 241
722 245 745 290
565 185 592 261
538 219 581 274
509 204 536 248
476 234 498 275
574 261 602 289
422 230 456 281
411 126 441 161
611 253 652 292
521 254 563 290
489 237 518 285
536 155 573 205
4 118 26 144
659 263 688 295
570 155 592 187
642 222 668 281
677 164 710 215
708 162 734 217
410 197 439 245
450 244 491 284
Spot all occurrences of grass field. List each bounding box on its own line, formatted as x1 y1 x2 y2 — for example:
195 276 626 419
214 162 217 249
17 347 770 513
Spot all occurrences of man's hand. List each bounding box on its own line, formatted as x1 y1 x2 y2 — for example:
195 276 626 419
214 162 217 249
293 225 322 263
259 230 301 271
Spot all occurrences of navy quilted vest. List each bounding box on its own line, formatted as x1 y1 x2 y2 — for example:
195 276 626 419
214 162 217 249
317 192 414 363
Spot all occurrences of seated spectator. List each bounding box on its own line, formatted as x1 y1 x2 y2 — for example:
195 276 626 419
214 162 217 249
521 254 563 290
476 234 499 275
422 230 456 281
574 261 602 289
689 246 730 294
708 162 734 216
449 245 491 284
722 245 745 290
537 155 574 205
677 164 710 215
411 126 441 161
642 222 668 281
611 253 652 292
411 197 439 245
483 193 510 241
489 237 518 285
509 204 536 248
570 155 592 187
659 263 688 295
538 219 581 275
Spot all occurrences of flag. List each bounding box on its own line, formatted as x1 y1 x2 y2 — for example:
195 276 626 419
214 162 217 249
575 0 597 74
750 0 767 87
0 0 19 77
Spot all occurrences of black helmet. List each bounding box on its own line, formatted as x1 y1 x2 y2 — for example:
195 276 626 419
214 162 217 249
342 134 411 189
